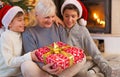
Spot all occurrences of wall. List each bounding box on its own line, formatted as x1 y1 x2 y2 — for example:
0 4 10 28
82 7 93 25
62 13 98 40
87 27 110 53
112 0 120 34
92 0 120 53
91 0 120 54
105 37 120 54
103 0 120 54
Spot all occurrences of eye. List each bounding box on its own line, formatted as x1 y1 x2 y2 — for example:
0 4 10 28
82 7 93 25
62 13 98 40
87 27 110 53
52 16 55 18
18 18 24 22
45 16 49 18
18 19 22 21
72 15 76 18
65 15 69 18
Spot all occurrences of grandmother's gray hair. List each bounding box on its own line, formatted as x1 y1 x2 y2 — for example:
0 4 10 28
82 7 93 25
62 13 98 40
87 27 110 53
35 0 56 17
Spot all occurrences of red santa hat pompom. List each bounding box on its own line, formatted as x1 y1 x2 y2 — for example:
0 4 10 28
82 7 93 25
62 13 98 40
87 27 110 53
0 4 24 29
61 0 88 26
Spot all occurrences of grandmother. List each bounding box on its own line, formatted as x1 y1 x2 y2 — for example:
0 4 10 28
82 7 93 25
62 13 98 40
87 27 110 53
21 0 86 77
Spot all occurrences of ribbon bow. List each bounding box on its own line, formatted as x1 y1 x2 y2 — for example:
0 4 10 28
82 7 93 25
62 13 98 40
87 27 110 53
43 42 74 66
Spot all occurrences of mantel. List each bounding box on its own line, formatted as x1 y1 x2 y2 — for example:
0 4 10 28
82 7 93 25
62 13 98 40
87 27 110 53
91 33 120 39
91 33 120 54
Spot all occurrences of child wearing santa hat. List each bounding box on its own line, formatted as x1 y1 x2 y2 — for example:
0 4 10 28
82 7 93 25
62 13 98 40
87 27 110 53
61 0 112 77
0 3 39 77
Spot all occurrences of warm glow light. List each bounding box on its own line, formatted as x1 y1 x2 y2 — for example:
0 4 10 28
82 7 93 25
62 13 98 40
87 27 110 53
28 0 38 6
100 21 105 27
97 18 100 23
100 21 105 25
93 13 98 19
93 12 105 28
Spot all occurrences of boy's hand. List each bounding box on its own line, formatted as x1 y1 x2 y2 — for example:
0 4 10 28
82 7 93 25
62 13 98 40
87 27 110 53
54 15 65 27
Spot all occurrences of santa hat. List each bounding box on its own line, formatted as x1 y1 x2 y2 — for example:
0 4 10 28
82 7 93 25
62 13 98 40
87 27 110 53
61 0 88 26
0 4 24 29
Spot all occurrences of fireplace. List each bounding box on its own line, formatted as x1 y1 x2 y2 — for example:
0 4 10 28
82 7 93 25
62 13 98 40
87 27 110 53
81 0 111 33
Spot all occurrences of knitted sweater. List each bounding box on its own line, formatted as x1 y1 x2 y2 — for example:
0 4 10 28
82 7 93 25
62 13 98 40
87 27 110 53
22 23 67 53
66 23 108 70
0 30 31 76
22 23 67 67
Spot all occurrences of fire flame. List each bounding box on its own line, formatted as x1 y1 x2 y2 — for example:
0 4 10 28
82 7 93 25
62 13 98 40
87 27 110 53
93 13 105 28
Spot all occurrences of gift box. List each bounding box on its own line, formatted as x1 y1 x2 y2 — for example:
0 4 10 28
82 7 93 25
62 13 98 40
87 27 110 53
35 42 85 70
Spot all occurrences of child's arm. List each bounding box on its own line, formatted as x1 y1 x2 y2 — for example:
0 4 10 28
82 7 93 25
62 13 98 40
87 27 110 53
0 33 32 67
54 15 64 27
31 50 40 62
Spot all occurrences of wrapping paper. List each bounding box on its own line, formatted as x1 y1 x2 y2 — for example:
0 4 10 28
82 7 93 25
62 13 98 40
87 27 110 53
35 42 85 69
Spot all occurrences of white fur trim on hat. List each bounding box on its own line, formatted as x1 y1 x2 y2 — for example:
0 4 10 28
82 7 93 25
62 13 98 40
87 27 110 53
61 0 82 18
78 18 87 26
2 6 24 29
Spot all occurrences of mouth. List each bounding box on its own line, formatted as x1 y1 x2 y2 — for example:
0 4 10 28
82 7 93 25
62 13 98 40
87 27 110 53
20 27 25 30
67 23 72 26
45 22 53 26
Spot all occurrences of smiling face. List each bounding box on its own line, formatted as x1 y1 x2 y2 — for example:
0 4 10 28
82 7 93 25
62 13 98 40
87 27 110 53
63 9 79 29
35 0 56 28
9 12 25 32
36 14 55 28
62 4 80 29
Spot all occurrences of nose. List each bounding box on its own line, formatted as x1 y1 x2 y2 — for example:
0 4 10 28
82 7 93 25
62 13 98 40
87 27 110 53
48 16 55 22
68 17 72 22
22 20 25 26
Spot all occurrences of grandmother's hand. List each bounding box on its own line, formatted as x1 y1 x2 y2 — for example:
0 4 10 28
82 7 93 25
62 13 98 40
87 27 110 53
42 63 63 75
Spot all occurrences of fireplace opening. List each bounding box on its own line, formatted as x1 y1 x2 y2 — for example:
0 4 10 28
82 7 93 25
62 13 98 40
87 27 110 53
81 0 111 33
